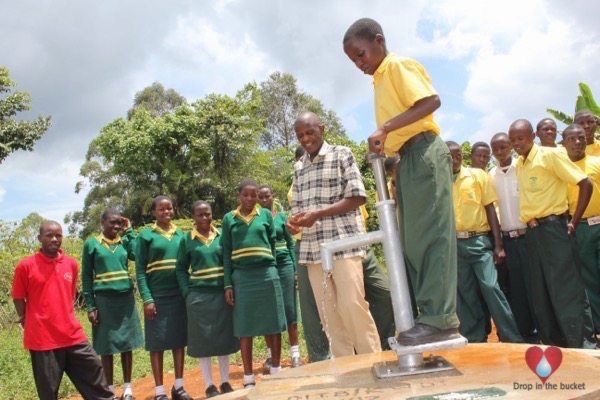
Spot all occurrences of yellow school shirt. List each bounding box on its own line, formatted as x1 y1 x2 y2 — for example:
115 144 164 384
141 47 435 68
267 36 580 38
516 144 587 223
453 167 497 232
586 140 600 157
567 156 600 218
373 53 441 156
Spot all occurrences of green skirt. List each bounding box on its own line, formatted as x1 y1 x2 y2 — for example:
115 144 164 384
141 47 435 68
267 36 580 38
92 290 143 356
231 266 287 337
276 259 299 325
186 290 240 357
144 293 187 352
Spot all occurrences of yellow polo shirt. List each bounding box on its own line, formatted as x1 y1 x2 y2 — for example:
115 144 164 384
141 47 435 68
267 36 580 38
516 144 587 223
453 167 497 232
567 156 600 218
586 140 600 157
373 53 440 156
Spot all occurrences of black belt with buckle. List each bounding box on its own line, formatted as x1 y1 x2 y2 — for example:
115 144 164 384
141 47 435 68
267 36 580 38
456 231 489 239
502 228 527 239
527 214 564 229
398 131 437 157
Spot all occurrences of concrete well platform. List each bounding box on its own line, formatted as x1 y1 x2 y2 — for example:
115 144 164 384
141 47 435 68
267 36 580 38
246 343 600 399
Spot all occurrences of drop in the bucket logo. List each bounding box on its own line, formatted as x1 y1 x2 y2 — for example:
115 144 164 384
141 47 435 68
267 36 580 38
525 346 562 383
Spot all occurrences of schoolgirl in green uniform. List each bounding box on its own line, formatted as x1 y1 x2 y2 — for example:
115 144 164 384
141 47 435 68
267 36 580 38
223 178 287 388
136 196 191 400
257 185 302 369
81 208 143 400
175 201 238 398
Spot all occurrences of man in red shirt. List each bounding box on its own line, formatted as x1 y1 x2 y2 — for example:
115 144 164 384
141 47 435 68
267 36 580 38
12 220 114 400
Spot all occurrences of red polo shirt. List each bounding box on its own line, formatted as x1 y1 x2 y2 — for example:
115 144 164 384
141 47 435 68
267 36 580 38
12 249 87 351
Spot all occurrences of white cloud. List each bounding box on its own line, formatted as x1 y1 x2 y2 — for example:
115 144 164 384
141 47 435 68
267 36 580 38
0 186 5 203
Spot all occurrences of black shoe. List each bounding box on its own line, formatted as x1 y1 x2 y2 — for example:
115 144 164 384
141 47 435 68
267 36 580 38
205 384 219 398
262 357 272 374
154 395 168 400
120 395 134 400
396 323 459 346
291 356 303 368
220 382 234 393
171 386 192 400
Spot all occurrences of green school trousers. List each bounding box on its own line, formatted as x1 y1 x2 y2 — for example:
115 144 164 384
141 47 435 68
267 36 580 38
526 218 597 348
575 222 600 334
395 134 459 330
456 235 523 343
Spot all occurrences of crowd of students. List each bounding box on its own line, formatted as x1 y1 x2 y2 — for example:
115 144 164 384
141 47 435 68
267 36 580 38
10 15 600 400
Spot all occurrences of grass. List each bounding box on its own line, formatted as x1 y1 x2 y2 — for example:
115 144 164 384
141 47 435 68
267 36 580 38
0 306 308 399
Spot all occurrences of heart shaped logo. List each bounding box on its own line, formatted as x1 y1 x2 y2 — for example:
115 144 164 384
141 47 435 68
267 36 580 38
525 346 562 383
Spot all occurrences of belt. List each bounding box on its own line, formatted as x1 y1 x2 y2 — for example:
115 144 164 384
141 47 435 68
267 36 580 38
502 228 527 239
526 214 564 229
456 231 489 239
398 131 437 157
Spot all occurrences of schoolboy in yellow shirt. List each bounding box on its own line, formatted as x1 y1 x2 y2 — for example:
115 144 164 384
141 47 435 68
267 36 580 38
575 110 600 157
509 119 596 348
447 141 523 343
563 124 600 334
343 18 458 345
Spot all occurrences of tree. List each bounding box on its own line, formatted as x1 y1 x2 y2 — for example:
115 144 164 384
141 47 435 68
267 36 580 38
0 66 51 164
257 72 347 150
547 82 600 130
127 81 187 120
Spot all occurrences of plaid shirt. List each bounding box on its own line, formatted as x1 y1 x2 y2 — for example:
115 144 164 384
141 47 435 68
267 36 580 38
292 142 367 264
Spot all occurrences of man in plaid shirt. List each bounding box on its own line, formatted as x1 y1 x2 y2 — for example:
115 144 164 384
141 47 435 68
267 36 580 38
287 111 381 357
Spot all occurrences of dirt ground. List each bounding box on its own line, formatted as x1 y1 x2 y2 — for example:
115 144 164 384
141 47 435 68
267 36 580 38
68 328 500 400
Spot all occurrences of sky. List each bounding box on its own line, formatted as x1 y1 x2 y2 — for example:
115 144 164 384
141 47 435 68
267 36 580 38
1 0 599 225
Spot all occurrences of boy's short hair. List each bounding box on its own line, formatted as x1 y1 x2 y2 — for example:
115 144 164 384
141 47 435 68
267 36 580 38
343 18 384 43
191 200 210 213
238 178 258 193
295 146 305 159
384 156 400 172
101 208 121 221
151 195 172 210
471 142 491 154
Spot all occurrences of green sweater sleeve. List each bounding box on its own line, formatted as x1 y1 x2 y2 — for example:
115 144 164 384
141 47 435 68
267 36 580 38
175 236 191 297
222 215 233 289
282 215 297 272
266 211 276 257
122 228 137 261
135 231 154 305
81 240 96 312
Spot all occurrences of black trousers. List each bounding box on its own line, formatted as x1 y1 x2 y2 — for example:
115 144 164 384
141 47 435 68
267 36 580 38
30 340 114 400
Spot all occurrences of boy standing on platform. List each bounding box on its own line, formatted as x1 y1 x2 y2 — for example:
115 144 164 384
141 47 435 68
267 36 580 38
12 221 114 400
563 124 600 334
509 119 597 348
447 141 523 343
343 18 459 344
489 133 538 342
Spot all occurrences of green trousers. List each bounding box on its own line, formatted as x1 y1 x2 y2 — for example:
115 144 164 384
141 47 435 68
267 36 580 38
297 244 395 362
395 134 459 330
575 223 600 334
502 235 538 341
526 219 596 348
456 235 523 343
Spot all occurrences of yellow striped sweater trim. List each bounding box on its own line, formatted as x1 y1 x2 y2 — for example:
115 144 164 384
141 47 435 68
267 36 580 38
190 272 224 280
94 275 130 284
95 270 128 278
231 246 271 255
192 267 223 275
231 251 273 260
147 259 177 268
146 265 176 274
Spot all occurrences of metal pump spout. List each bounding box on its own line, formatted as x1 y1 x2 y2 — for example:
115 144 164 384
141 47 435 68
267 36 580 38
319 154 466 378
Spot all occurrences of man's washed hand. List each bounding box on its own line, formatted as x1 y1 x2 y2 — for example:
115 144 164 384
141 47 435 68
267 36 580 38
368 128 387 155
290 211 321 228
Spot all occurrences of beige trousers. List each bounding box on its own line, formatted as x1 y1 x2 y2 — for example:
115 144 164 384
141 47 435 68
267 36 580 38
306 256 382 357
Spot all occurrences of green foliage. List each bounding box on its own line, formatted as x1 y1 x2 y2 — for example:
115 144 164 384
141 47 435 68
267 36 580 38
127 81 187 120
257 72 347 150
546 82 600 130
0 66 51 164
461 141 472 167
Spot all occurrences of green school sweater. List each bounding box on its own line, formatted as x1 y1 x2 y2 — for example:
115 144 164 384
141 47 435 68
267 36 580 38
222 207 276 289
273 212 296 271
175 228 224 297
135 224 183 305
81 229 136 312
